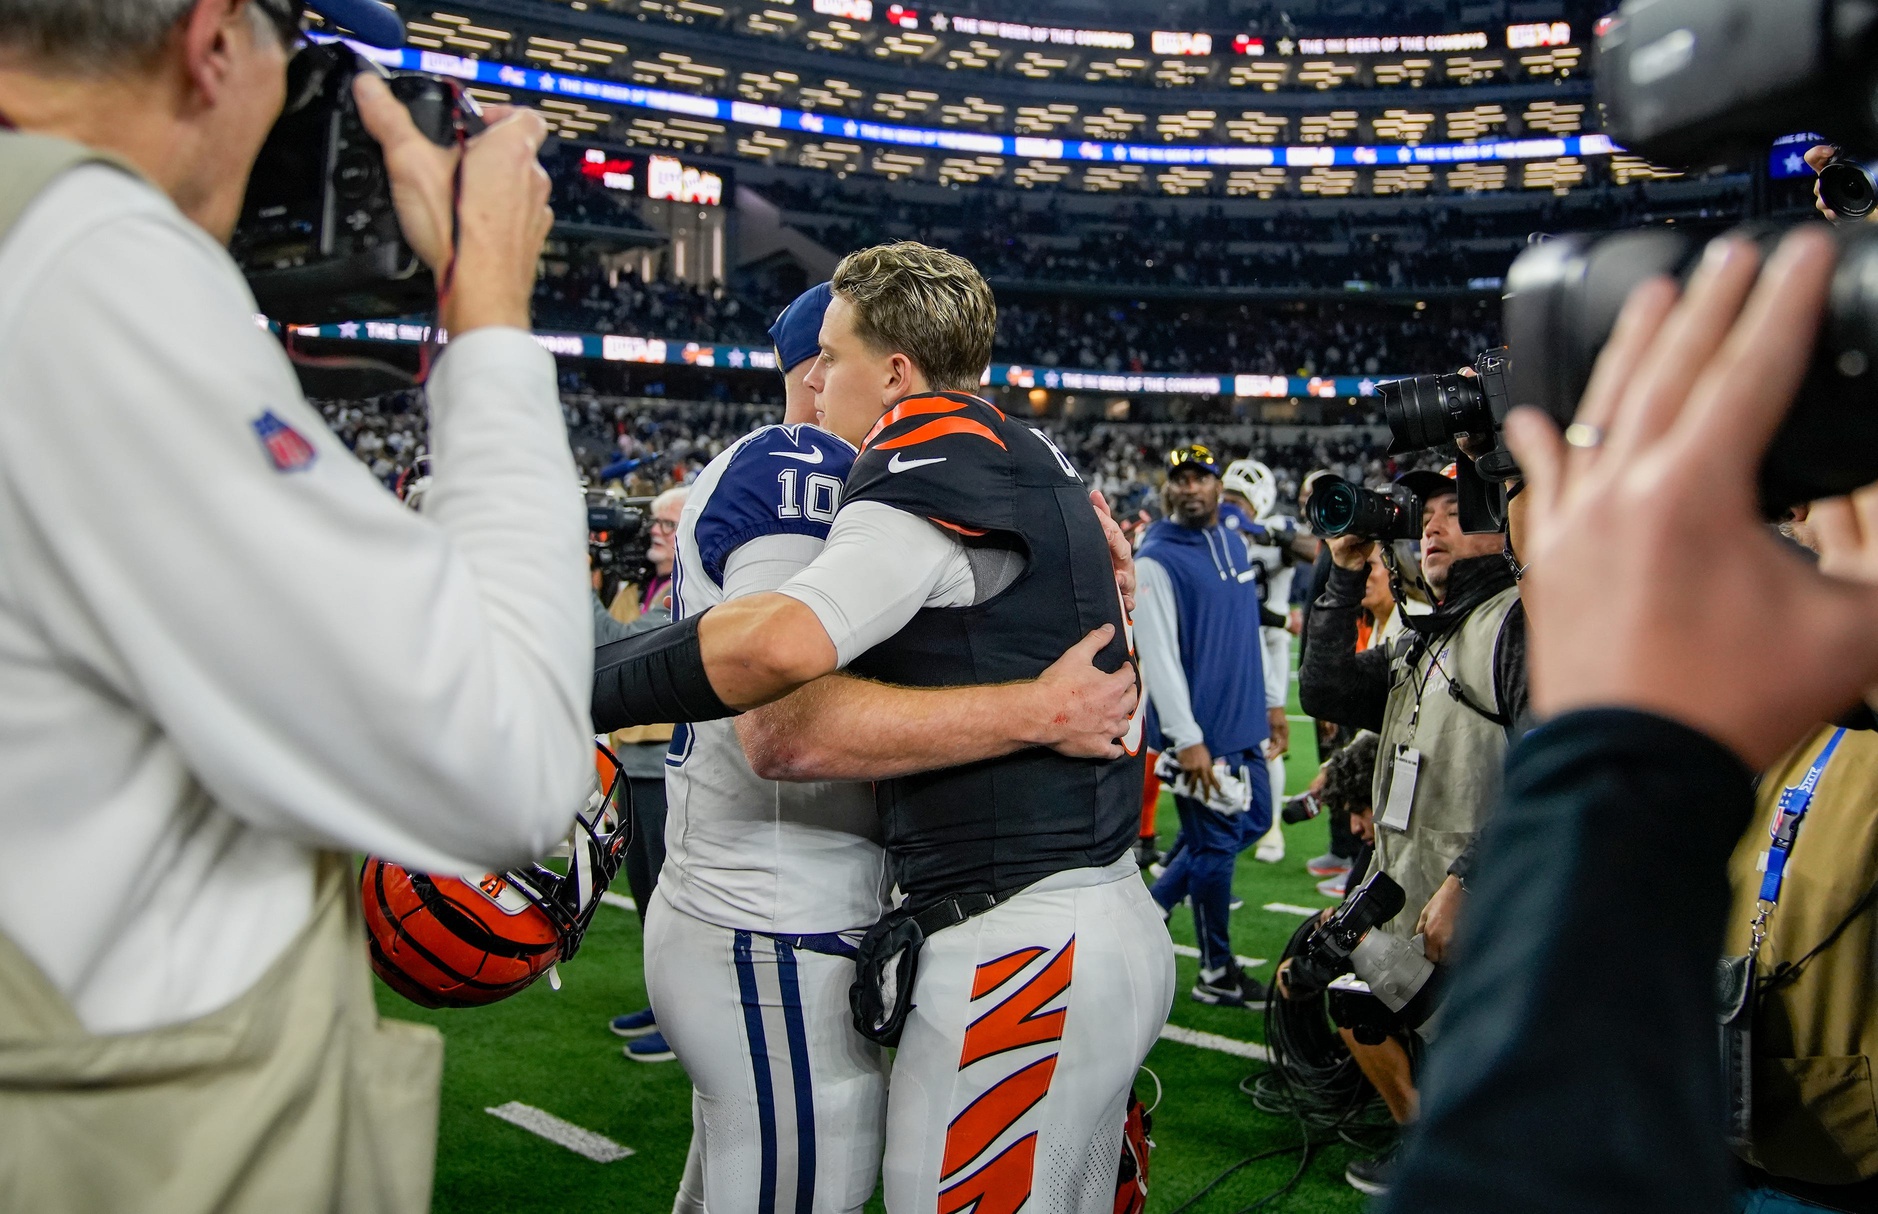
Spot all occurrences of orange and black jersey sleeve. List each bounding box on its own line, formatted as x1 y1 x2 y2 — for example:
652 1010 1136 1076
846 392 1037 535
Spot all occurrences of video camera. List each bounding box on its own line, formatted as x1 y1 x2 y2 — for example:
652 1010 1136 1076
1286 871 1441 1036
1304 475 1423 543
588 493 654 606
1497 0 1878 513
232 44 485 324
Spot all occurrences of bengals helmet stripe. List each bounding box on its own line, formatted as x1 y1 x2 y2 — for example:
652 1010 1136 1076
361 741 631 1009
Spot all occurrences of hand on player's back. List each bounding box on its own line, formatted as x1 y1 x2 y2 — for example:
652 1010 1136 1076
1033 625 1138 759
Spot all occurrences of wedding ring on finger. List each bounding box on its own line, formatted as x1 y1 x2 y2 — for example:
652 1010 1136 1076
1564 423 1606 450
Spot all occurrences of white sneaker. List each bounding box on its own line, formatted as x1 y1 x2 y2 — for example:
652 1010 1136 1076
1253 825 1285 863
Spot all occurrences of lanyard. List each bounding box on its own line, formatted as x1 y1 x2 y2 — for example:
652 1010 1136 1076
1750 728 1847 955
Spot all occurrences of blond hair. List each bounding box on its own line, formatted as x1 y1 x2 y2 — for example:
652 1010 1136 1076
829 242 996 393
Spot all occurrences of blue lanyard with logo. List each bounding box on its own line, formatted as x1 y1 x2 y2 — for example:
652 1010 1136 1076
1750 728 1847 955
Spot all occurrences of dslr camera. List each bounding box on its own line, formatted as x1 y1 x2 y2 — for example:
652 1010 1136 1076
1304 475 1423 542
232 44 484 324
1286 870 1442 1040
1501 0 1878 512
1378 348 1518 535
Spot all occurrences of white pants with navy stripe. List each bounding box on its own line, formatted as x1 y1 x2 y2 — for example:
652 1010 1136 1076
882 862 1175 1214
646 889 888 1214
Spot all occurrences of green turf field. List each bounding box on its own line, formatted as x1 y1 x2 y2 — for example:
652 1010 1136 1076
378 709 1379 1213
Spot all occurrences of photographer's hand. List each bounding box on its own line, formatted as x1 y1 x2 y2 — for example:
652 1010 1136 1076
1505 228 1878 769
353 75 553 335
1328 533 1375 572
1415 874 1465 964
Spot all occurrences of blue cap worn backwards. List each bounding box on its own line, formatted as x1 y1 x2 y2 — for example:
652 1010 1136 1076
769 282 833 374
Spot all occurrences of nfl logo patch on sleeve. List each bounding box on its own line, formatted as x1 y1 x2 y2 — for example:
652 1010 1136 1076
252 410 318 473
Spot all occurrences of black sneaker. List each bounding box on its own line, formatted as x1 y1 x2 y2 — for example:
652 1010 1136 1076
1345 1149 1396 1196
1191 965 1268 1009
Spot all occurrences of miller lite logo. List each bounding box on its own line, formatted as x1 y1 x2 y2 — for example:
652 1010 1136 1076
251 410 318 473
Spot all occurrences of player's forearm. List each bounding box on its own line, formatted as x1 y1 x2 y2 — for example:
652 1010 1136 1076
741 674 1051 781
698 592 840 709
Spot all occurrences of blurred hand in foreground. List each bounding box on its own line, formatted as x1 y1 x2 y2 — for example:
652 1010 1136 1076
1505 228 1878 770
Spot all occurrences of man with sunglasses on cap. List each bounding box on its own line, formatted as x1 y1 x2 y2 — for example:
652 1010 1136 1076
1136 444 1280 1008
0 2 592 1207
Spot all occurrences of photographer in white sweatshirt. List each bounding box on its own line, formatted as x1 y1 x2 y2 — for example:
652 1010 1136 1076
0 2 592 1208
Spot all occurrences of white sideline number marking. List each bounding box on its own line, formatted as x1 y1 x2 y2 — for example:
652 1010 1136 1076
600 891 637 911
1171 943 1265 970
486 1102 634 1163
1264 902 1324 916
1158 1023 1272 1062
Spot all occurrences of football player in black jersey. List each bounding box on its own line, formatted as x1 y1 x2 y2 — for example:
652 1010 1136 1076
593 242 1174 1213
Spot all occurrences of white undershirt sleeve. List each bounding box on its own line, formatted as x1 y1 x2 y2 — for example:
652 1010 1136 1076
722 531 828 599
774 500 975 666
1134 556 1204 753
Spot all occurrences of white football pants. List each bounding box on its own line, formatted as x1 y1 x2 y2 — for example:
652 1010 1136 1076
646 892 888 1214
881 861 1175 1214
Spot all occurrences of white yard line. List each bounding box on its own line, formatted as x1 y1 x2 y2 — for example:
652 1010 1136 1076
485 1102 634 1163
1170 943 1265 970
1157 1023 1272 1062
599 891 637 912
1263 902 1325 916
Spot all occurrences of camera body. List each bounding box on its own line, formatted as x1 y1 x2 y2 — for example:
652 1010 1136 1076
1504 224 1878 511
1495 0 1878 513
1304 475 1423 543
1377 348 1518 535
232 44 484 324
1289 870 1441 1039
589 495 654 606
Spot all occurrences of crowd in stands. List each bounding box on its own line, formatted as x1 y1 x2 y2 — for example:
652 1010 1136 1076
313 387 1405 522
533 263 772 344
997 297 1497 376
528 261 1497 378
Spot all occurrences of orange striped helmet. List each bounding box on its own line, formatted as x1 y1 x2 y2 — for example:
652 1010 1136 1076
361 742 629 1008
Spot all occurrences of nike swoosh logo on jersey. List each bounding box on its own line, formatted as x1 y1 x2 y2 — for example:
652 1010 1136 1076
888 453 947 473
771 448 825 464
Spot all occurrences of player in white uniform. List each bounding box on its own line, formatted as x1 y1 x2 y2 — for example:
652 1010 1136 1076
644 285 1139 1214
1224 460 1306 859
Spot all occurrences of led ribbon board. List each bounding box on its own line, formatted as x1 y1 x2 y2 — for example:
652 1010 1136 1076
334 39 1617 168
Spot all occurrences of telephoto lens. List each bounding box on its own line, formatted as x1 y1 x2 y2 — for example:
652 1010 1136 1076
1379 347 1512 455
1820 158 1878 219
1304 475 1420 542
1504 223 1878 511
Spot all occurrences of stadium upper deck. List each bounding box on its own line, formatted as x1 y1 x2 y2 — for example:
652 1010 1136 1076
299 0 1683 197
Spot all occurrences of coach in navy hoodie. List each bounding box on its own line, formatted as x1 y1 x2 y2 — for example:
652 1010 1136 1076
1137 444 1280 1008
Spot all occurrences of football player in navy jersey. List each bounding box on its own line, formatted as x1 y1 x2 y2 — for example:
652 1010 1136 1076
639 281 1141 1214
594 244 1173 1214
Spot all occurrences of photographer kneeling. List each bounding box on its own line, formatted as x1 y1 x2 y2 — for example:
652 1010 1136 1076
1296 467 1528 1197
0 2 591 1207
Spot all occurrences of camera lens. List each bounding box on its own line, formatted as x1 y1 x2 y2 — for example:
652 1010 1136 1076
1305 476 1413 540
1821 160 1878 219
1305 478 1362 537
1381 372 1492 454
